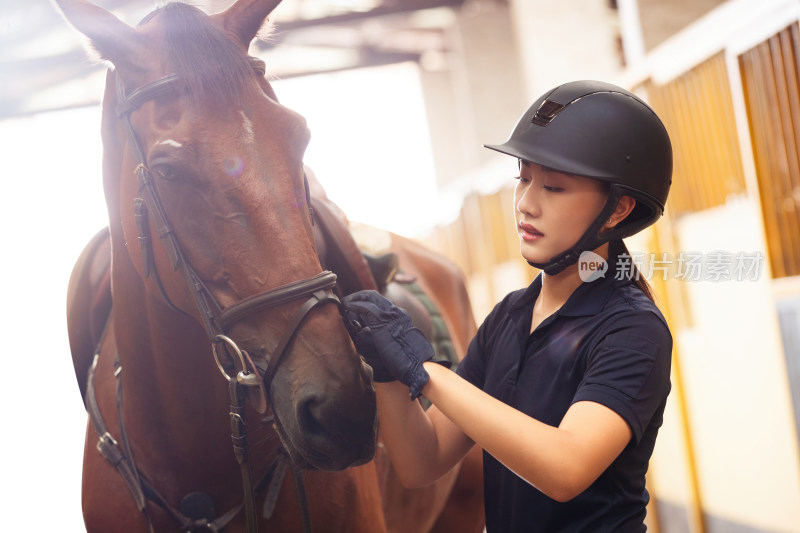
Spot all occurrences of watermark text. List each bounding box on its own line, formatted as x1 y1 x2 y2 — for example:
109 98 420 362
578 251 765 282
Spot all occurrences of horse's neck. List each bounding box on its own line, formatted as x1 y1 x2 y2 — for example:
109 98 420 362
311 196 378 294
109 246 234 457
102 242 282 522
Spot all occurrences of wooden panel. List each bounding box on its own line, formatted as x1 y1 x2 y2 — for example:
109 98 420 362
740 24 800 278
427 185 522 276
645 53 747 217
480 191 512 265
461 192 490 277
499 185 521 264
447 217 471 277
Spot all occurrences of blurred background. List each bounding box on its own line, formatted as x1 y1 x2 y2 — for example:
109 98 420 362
2 0 799 531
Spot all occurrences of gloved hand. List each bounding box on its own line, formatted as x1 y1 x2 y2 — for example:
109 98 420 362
342 290 449 400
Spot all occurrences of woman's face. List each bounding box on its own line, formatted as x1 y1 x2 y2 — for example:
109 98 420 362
514 160 608 265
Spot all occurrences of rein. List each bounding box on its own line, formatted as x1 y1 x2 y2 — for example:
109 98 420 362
87 351 292 533
105 56 331 533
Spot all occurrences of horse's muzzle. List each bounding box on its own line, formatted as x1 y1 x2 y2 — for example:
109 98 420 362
271 359 378 471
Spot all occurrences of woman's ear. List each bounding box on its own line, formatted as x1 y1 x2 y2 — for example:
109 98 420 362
604 195 636 230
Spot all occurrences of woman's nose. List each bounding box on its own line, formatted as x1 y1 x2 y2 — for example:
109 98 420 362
517 184 541 218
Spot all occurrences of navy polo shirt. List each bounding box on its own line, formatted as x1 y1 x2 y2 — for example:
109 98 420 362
457 270 672 532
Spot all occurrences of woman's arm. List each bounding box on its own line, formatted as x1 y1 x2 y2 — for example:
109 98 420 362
417 362 632 502
374 379 476 488
342 290 632 499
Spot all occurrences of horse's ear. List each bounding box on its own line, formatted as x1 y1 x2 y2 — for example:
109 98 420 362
213 0 283 49
53 0 144 67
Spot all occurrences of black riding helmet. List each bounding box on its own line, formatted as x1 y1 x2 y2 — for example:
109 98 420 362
485 80 672 275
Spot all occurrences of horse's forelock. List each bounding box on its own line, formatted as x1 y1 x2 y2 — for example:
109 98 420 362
149 3 256 109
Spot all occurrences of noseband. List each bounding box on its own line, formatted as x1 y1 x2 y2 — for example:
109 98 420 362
112 57 332 533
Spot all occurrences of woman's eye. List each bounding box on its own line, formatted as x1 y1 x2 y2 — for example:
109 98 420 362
544 186 563 192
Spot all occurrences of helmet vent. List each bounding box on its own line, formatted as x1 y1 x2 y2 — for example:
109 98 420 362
531 99 565 126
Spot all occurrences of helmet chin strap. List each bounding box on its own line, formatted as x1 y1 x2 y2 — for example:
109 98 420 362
528 187 622 276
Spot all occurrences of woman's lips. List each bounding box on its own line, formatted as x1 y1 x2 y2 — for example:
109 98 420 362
519 222 543 242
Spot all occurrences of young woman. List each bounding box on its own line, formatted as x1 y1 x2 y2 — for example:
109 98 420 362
343 80 673 532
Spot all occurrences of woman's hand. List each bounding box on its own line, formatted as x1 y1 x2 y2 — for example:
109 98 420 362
342 290 448 399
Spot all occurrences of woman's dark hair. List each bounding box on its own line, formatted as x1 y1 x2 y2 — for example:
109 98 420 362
608 239 655 301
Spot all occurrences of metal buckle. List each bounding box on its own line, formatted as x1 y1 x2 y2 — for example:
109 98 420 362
212 334 259 386
99 431 118 447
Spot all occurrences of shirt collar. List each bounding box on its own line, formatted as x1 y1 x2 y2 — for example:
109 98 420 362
509 269 620 318
559 271 618 316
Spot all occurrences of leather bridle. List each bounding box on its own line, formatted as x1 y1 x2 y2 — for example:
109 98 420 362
111 56 335 533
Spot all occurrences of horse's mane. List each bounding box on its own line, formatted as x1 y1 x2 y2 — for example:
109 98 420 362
140 2 258 108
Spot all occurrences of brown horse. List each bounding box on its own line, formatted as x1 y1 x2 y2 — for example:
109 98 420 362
60 0 483 531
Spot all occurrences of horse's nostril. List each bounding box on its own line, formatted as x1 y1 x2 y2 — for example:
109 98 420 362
296 391 373 445
297 397 330 438
290 377 377 470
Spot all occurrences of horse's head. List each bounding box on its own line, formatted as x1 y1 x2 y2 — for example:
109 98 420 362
57 0 376 471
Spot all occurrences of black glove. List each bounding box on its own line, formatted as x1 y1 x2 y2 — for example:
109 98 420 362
342 290 448 400
343 321 396 384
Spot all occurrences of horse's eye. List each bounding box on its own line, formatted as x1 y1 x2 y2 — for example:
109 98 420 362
152 164 186 183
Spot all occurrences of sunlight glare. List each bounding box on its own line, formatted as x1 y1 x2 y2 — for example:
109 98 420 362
274 62 438 237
